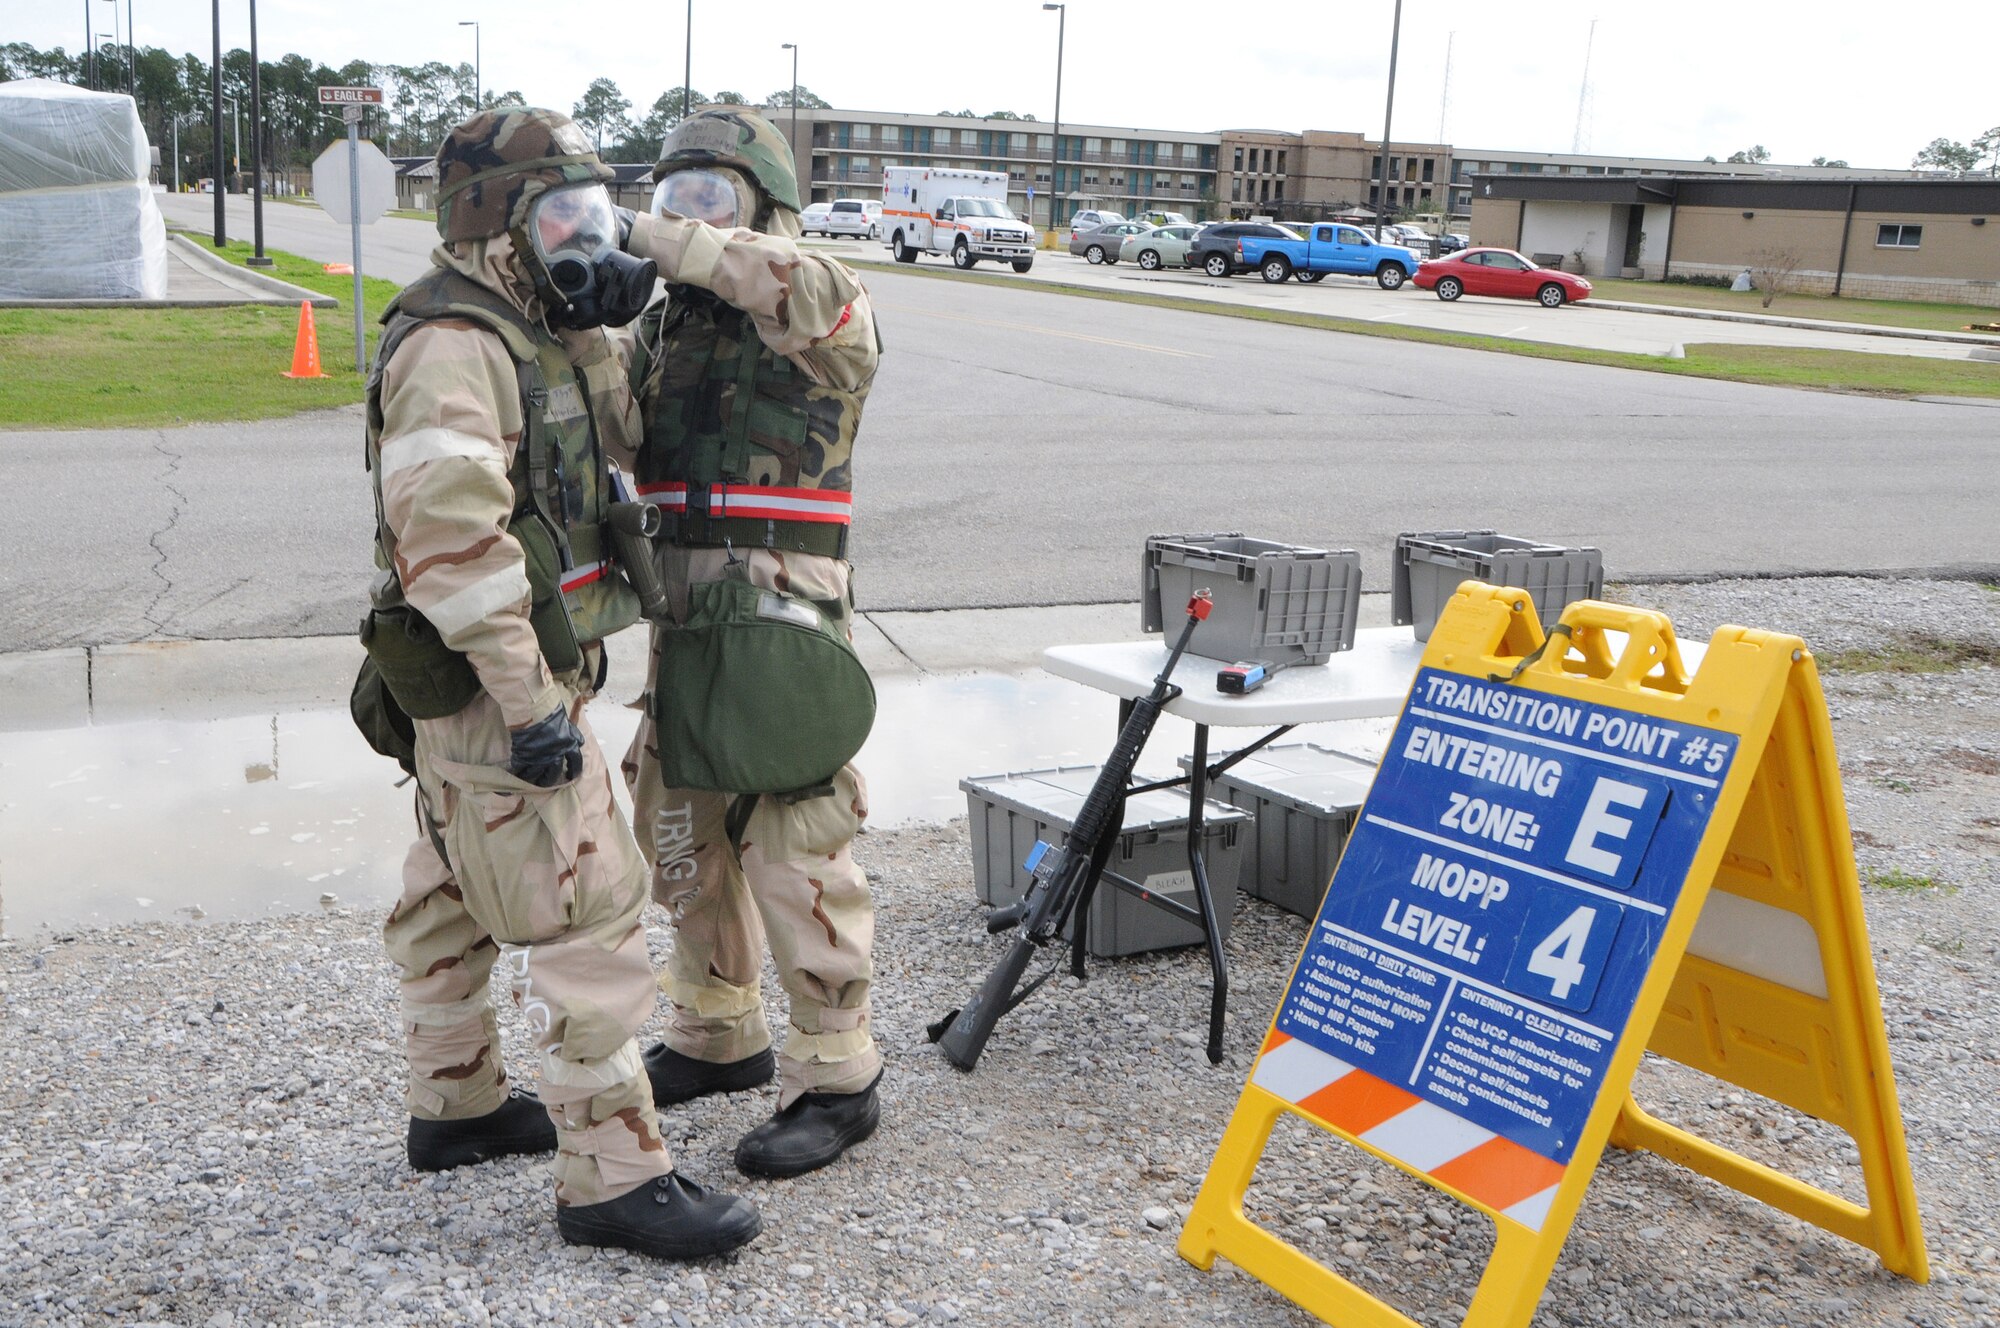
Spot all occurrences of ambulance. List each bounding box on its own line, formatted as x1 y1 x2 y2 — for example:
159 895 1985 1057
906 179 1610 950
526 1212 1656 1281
881 166 1036 272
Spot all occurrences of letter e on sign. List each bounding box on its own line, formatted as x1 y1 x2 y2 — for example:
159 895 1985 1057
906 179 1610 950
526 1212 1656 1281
1561 776 1668 888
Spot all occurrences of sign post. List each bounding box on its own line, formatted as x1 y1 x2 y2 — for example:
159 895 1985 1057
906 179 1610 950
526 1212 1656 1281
1180 583 1927 1328
314 87 391 373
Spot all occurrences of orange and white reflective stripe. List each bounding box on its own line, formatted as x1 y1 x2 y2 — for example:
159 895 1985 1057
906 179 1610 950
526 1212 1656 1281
635 482 852 524
1250 1030 1567 1231
560 560 604 593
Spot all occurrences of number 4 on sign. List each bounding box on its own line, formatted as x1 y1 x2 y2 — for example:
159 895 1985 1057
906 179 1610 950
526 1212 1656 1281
1179 585 1927 1328
1527 906 1593 1001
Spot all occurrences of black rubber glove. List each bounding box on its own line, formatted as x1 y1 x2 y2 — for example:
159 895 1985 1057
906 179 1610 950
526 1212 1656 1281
508 708 584 788
614 205 638 251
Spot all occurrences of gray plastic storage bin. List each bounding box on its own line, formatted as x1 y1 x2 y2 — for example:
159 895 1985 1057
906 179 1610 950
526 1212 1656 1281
1392 529 1604 642
959 765 1249 957
1179 743 1379 919
1142 533 1361 665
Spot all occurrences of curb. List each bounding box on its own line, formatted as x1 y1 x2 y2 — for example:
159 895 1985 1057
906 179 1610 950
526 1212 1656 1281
167 235 340 308
1586 296 2000 349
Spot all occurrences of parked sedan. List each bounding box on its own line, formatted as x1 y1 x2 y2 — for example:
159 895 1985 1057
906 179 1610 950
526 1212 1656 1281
1069 220 1150 264
799 201 834 236
1118 223 1202 270
1412 247 1592 307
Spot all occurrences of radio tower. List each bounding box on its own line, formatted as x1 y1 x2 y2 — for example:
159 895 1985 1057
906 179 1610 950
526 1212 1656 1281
1572 18 1597 154
1437 31 1454 143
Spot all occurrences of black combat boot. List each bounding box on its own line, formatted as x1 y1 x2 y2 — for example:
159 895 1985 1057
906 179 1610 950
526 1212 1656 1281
556 1172 762 1260
406 1086 556 1172
643 1042 776 1106
733 1071 881 1178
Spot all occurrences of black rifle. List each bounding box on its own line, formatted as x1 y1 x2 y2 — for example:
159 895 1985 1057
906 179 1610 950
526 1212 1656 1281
928 591 1214 1070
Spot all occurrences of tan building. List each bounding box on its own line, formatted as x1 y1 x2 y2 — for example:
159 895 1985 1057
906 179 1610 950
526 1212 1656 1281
1216 129 1451 221
1469 175 2000 305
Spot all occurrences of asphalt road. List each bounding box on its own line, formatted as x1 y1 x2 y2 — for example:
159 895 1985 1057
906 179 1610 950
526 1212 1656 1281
7 209 1999 653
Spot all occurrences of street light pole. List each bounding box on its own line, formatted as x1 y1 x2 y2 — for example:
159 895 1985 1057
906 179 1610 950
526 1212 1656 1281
209 0 223 244
126 0 134 98
247 0 270 266
780 42 798 196
85 2 95 91
682 0 692 120
458 20 480 110
1042 2 1065 234
1372 0 1403 241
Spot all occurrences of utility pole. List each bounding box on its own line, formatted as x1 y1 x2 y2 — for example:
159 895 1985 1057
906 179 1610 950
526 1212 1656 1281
458 20 480 110
1372 0 1403 241
1042 2 1065 233
210 0 224 244
247 0 269 265
682 0 692 120
781 42 799 195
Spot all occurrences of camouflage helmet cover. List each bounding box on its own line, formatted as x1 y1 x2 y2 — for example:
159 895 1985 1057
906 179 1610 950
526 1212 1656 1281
652 108 801 215
434 106 615 242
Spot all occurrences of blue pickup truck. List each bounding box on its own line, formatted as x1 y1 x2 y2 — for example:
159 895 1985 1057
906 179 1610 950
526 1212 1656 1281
1234 222 1425 289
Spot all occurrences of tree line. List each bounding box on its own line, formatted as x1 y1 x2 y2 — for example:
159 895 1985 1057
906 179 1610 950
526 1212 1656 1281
0 40 844 185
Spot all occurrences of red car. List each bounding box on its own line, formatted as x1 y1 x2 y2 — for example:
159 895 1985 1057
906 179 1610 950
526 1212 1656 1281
1412 247 1592 308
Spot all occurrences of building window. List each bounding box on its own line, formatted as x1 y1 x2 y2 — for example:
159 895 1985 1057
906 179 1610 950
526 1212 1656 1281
1421 157 1434 182
1877 224 1923 248
1232 178 1242 202
1234 147 1244 171
1262 148 1273 172
1276 150 1287 175
936 128 954 146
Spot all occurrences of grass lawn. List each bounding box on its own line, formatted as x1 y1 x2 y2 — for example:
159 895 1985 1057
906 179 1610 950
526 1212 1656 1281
1587 278 2000 335
0 241 401 430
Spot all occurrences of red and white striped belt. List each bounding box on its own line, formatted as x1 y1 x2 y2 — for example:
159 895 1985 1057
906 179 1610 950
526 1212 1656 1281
634 482 853 525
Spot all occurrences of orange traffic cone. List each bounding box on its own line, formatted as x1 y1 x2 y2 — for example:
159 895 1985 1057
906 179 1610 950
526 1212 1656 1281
282 300 326 379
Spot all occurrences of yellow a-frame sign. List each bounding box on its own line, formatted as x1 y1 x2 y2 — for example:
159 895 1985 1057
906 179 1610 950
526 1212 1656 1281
1179 585 1927 1328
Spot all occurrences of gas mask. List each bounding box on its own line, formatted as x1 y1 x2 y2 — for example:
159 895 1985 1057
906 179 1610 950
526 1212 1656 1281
517 182 656 330
650 167 761 230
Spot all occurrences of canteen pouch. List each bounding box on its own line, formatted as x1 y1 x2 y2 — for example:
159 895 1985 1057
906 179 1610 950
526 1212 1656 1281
349 655 420 777
650 577 876 795
514 513 585 677
357 575 482 722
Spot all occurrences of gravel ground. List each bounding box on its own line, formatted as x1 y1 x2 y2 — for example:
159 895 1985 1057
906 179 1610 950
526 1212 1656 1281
4 577 1998 1328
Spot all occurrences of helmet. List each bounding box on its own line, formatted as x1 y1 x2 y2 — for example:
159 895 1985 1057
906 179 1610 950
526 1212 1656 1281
652 108 800 216
434 106 614 243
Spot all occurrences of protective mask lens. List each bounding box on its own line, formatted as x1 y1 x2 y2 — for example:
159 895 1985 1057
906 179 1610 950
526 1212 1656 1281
652 170 744 228
528 183 617 269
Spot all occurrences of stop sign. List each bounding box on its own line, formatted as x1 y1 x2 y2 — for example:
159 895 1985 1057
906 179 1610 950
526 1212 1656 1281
313 138 397 226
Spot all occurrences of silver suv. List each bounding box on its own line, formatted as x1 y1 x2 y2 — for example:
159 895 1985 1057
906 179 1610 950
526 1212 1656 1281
825 198 881 240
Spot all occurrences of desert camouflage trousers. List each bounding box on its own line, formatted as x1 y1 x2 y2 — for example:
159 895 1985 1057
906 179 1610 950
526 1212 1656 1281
383 650 673 1207
622 544 881 1109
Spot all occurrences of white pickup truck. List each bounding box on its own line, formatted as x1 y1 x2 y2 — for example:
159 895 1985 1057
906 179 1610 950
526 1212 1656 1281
882 166 1036 272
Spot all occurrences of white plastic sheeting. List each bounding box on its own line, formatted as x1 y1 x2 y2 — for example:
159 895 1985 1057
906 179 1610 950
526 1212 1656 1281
0 78 168 299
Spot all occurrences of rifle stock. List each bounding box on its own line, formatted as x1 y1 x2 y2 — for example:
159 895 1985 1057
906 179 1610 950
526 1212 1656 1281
929 591 1213 1070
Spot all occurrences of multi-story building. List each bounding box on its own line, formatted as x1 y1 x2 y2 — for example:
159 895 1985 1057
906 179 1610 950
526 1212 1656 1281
1218 130 1452 221
779 108 1222 228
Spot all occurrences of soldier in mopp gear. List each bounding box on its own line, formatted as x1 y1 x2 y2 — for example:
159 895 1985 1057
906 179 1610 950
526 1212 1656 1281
618 107 885 1178
363 105 759 1261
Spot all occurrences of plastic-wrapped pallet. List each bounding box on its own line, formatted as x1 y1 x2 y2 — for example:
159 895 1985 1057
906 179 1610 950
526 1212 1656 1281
0 78 168 299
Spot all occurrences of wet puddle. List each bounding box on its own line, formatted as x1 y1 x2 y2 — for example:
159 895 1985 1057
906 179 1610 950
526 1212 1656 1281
0 672 1392 936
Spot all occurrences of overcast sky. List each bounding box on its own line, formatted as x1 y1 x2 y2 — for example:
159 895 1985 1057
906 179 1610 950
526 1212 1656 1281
14 1 1997 169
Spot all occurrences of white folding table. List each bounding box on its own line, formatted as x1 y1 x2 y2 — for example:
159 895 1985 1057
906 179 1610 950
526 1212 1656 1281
1038 628 1431 1063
